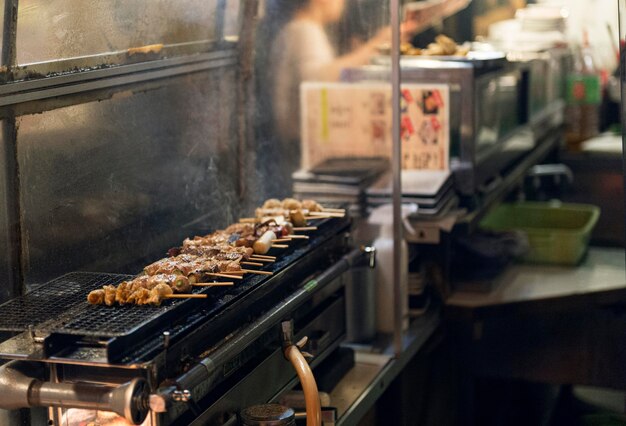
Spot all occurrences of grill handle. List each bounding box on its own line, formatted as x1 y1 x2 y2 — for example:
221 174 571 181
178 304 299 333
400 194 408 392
0 361 150 425
155 248 365 409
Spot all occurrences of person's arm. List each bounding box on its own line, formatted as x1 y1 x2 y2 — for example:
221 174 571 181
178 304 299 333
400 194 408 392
301 22 421 82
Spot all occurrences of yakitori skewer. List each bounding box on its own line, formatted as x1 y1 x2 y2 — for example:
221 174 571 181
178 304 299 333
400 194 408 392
249 257 274 263
307 212 345 218
228 269 273 276
250 254 276 259
321 208 346 213
271 244 289 249
192 282 235 287
241 261 264 267
272 238 292 243
206 272 243 280
292 226 317 232
287 234 309 239
165 294 208 299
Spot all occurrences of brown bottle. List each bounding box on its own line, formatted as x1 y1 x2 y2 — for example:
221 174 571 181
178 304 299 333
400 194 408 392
565 30 601 150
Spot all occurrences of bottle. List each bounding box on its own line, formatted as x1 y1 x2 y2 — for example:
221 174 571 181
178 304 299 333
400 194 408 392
368 204 415 334
565 30 602 150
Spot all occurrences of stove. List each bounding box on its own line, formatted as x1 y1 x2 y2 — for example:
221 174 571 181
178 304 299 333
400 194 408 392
0 216 367 425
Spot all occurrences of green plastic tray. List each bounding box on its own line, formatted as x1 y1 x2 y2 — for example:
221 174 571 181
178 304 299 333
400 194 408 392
480 201 600 265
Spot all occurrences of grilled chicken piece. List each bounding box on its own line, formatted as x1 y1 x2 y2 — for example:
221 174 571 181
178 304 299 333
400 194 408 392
87 289 105 305
104 285 117 306
146 283 174 306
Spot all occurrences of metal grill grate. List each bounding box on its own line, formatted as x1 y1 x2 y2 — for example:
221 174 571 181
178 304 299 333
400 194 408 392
0 272 131 332
57 289 205 337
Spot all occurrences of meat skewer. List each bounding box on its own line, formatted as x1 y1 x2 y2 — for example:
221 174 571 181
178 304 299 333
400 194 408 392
87 197 331 307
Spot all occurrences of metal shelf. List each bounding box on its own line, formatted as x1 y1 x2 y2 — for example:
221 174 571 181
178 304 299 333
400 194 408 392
332 308 440 426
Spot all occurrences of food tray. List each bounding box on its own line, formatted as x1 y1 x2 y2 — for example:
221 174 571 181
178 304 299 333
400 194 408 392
480 201 600 265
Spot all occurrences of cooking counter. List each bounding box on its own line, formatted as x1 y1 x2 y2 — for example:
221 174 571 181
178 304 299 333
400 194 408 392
447 246 626 317
445 247 626 390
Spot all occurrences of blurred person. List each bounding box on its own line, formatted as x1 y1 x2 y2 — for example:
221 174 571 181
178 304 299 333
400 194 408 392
268 0 403 145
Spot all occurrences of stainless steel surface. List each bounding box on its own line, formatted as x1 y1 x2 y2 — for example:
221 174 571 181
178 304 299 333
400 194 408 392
457 129 560 233
448 247 626 308
335 308 441 425
343 52 563 196
169 250 360 406
0 49 237 108
182 293 347 425
345 265 376 343
390 0 403 357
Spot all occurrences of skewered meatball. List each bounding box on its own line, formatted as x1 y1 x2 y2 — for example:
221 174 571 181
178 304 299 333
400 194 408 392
302 199 323 212
282 198 302 210
263 198 282 209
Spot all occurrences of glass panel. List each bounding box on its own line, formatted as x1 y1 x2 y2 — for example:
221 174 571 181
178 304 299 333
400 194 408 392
254 0 394 341
17 69 252 285
16 0 220 65
255 0 392 200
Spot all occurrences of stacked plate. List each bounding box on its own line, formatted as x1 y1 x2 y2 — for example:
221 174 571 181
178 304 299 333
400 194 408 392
366 170 457 219
293 157 389 217
516 6 567 33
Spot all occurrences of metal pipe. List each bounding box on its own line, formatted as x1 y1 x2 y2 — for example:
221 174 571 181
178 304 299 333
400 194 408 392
390 0 404 356
0 361 150 425
166 249 363 402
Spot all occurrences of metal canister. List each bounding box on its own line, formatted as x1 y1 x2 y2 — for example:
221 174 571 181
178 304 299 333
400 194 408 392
240 404 296 426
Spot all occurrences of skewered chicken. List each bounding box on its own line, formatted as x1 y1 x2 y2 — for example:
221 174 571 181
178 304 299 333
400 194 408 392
88 274 189 306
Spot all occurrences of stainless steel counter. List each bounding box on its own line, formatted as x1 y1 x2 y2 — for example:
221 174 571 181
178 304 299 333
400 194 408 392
448 247 626 311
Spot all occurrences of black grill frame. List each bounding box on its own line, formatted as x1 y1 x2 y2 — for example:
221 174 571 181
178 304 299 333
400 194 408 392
0 216 350 364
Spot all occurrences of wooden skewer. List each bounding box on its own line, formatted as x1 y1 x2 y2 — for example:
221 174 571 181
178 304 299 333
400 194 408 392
166 294 208 299
241 269 273 276
239 217 257 223
287 234 309 239
271 244 289 249
251 254 277 259
206 272 243 280
307 212 345 218
321 208 346 213
241 261 264 267
292 226 317 232
192 282 235 287
272 238 292 243
249 257 274 263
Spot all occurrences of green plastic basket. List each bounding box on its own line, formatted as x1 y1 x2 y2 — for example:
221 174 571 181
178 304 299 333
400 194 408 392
480 201 600 265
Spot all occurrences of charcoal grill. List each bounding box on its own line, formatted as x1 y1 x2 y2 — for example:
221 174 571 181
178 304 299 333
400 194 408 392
0 216 368 425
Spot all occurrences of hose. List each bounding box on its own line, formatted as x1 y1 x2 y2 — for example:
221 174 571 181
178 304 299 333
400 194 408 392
283 345 321 426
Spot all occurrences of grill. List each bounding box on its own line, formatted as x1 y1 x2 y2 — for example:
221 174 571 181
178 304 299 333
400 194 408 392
0 272 130 333
0 216 350 364
0 215 358 426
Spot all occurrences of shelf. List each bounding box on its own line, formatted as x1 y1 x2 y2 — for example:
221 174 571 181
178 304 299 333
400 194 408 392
331 308 440 425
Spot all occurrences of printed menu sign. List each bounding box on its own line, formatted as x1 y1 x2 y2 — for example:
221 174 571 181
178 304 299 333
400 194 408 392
301 82 449 171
